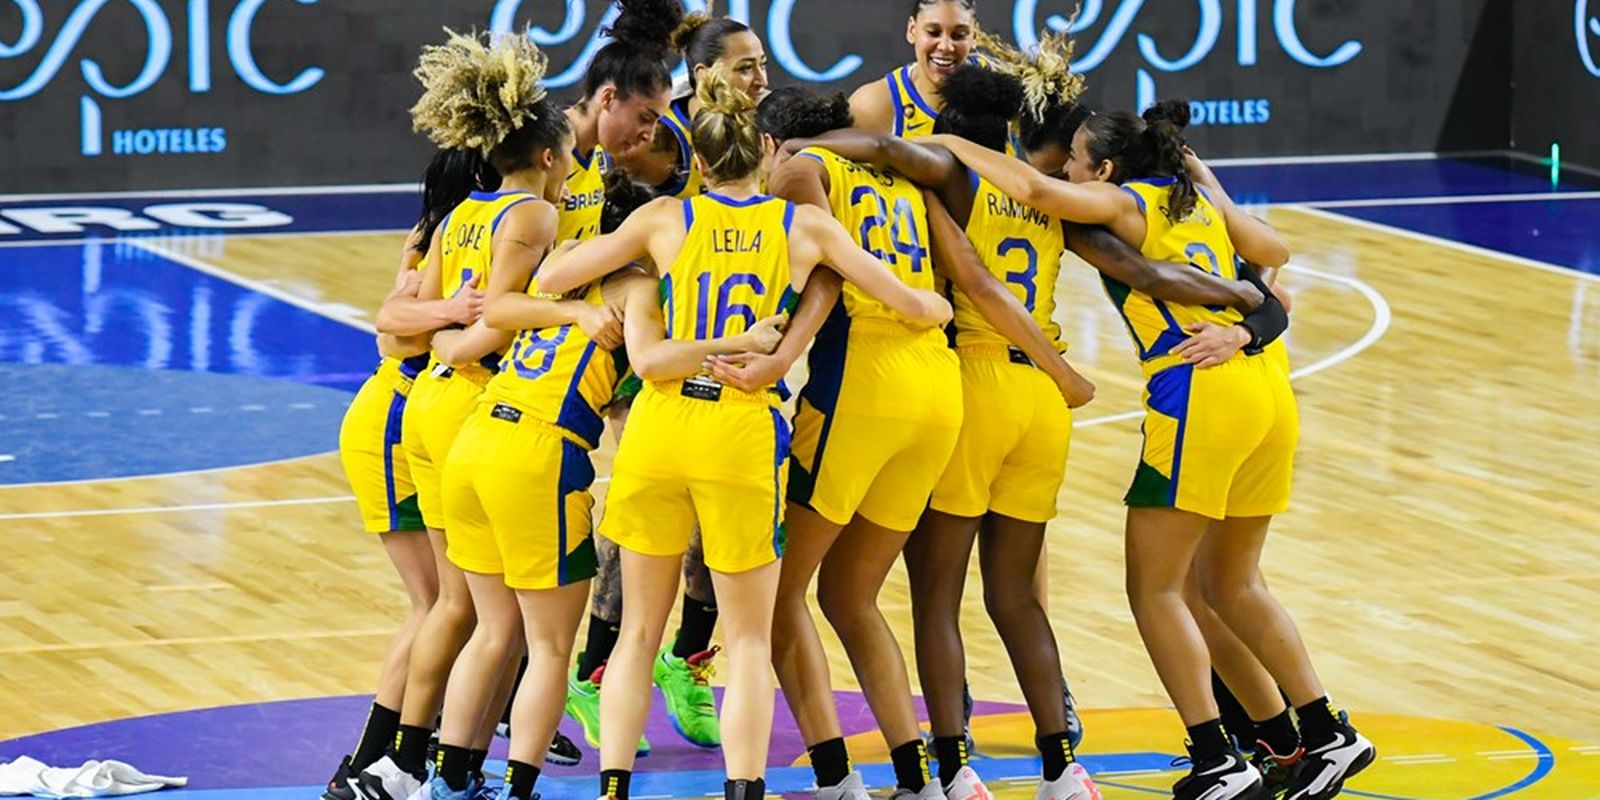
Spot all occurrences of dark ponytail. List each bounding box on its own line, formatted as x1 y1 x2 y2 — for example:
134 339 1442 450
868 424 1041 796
931 63 1020 152
583 0 684 101
416 149 499 255
600 171 658 234
1139 99 1196 220
756 86 853 141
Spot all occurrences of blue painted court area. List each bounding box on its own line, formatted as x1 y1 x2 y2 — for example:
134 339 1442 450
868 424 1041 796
0 243 376 484
1335 198 1600 276
1211 155 1597 205
0 190 416 243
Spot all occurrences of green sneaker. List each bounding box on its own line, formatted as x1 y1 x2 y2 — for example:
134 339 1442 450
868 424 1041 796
652 646 721 748
565 656 650 756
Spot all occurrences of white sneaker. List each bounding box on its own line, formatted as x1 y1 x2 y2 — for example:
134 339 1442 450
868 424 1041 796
890 782 946 800
816 771 871 800
1034 763 1101 800
351 755 426 800
942 766 993 800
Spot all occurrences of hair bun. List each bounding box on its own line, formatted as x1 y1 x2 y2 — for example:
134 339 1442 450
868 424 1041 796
696 65 756 120
672 7 712 52
1142 99 1191 130
605 0 684 53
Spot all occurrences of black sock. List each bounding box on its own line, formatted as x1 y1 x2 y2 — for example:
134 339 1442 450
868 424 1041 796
1037 730 1075 781
435 744 473 792
725 778 765 800
807 737 851 788
1211 671 1253 751
351 703 401 771
505 760 541 800
672 593 719 658
503 658 529 726
1187 719 1230 762
889 739 930 791
468 749 488 779
579 615 622 679
393 724 433 775
600 769 632 800
932 735 967 785
1253 708 1300 757
1295 696 1340 748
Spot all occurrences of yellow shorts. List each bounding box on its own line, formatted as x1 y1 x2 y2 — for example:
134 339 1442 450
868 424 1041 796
789 319 962 531
1263 338 1291 376
1126 354 1298 520
400 362 492 530
601 381 789 574
338 358 426 533
441 400 599 590
930 347 1072 523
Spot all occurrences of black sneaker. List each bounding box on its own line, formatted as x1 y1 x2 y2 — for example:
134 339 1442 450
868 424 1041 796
320 755 357 800
1172 745 1263 800
1251 739 1304 800
548 730 583 767
1284 721 1375 800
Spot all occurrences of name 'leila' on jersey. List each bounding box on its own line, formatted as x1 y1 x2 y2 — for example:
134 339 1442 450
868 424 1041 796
711 227 764 253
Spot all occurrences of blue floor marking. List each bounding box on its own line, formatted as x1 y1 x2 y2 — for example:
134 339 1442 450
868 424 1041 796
0 243 376 483
1335 198 1600 275
0 191 417 242
1212 156 1597 205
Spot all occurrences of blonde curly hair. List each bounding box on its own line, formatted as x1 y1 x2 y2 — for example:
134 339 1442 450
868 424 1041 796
693 67 764 184
410 29 555 158
977 28 1085 125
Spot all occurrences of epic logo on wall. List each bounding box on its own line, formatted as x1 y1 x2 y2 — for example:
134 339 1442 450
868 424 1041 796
0 0 324 158
1579 0 1600 77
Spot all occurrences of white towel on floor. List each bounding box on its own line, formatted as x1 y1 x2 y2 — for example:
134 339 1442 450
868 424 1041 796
0 757 186 797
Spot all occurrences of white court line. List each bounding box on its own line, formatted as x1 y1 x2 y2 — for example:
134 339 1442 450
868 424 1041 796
1209 151 1441 166
128 239 377 333
0 227 412 249
1073 263 1394 429
1290 205 1600 284
1307 190 1600 209
0 496 356 521
0 182 418 203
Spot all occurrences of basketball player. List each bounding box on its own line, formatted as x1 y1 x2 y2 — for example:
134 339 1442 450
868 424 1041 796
532 69 953 800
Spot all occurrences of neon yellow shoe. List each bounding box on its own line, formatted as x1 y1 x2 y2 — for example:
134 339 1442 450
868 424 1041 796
565 656 650 756
652 646 721 748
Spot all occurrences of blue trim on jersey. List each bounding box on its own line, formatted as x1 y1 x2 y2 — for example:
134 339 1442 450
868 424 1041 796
886 70 906 137
556 439 598 585
556 440 570 586
900 64 939 120
381 387 407 530
789 302 850 508
1126 176 1180 187
469 190 534 202
1121 185 1147 215
662 273 675 339
797 152 826 166
1145 363 1194 505
769 406 791 560
572 146 597 171
490 195 540 234
968 167 981 196
682 198 695 232
658 113 694 197
555 341 603 448
781 201 795 233
398 354 429 380
704 191 772 207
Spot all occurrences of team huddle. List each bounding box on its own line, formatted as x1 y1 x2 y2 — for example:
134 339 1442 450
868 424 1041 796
321 3 1376 800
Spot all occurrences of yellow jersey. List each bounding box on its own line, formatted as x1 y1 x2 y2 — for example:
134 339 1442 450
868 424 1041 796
885 64 938 139
1107 178 1244 375
798 146 935 332
660 192 796 383
954 173 1066 351
436 190 546 373
560 146 606 243
487 280 625 449
656 98 705 199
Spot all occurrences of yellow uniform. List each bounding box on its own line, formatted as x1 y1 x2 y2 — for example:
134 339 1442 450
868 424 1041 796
339 354 429 532
401 190 546 528
930 175 1072 522
440 278 623 589
884 61 1023 155
1113 178 1298 519
789 147 961 531
656 98 705 199
560 146 607 243
601 192 797 574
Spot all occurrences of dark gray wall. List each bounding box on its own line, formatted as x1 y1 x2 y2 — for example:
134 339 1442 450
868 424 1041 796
1512 1 1600 169
0 1 1516 191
